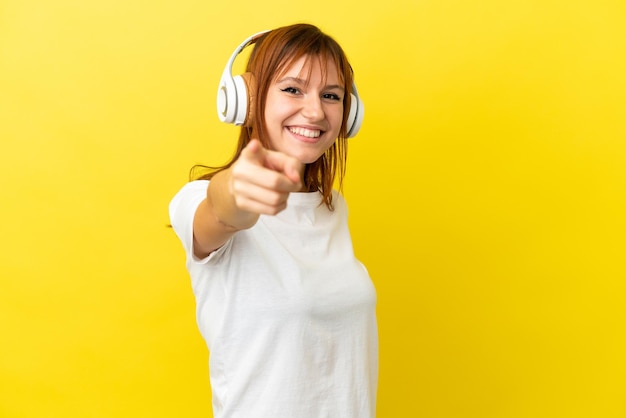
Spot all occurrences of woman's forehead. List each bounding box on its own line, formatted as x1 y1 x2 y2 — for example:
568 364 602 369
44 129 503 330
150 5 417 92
276 54 343 84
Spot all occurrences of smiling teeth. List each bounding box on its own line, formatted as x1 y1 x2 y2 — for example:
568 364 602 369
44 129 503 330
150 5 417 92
289 127 321 138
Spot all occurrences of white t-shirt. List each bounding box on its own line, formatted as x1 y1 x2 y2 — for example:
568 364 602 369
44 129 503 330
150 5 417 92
169 180 378 418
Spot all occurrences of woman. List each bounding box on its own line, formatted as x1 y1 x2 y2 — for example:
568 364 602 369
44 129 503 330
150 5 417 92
169 23 378 418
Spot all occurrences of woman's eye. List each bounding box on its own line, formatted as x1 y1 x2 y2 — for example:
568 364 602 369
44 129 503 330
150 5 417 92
281 87 299 94
323 93 341 101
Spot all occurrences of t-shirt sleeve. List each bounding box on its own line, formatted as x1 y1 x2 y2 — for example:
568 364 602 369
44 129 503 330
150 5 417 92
169 180 214 263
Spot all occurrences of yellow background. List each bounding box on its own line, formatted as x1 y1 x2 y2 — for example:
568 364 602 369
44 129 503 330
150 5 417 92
1 0 625 417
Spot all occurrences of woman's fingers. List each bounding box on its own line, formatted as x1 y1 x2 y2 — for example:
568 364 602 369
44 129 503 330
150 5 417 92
230 140 304 214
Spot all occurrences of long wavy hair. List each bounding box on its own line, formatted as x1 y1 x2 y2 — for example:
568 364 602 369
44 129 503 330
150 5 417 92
192 23 355 210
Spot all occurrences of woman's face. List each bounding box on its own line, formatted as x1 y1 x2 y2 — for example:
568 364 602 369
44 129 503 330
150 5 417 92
263 55 344 164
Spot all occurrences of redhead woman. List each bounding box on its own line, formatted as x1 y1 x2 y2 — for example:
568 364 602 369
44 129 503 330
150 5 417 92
169 23 377 418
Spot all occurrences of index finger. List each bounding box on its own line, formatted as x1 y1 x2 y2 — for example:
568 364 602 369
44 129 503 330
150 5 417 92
261 149 303 187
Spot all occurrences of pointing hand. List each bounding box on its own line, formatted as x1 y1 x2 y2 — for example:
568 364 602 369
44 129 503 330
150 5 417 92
229 139 304 215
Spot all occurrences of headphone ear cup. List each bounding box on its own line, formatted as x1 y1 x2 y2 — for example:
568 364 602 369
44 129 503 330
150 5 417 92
346 91 364 138
239 72 257 127
217 74 237 124
217 73 251 126
231 74 248 126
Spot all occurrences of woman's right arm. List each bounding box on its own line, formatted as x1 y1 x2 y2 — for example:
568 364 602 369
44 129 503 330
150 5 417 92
192 140 303 258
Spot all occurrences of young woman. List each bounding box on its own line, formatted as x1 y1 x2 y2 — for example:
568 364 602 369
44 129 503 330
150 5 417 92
169 23 378 418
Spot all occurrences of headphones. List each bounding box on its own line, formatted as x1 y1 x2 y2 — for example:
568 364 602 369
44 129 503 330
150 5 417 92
216 30 364 138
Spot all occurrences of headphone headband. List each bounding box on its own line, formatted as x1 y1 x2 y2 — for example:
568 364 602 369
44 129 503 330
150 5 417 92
220 30 269 88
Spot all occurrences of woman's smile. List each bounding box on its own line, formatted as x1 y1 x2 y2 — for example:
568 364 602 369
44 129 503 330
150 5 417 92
286 126 325 144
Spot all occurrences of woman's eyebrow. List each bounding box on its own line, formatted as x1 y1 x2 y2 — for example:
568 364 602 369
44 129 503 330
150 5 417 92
277 77 344 91
324 84 344 91
276 76 306 85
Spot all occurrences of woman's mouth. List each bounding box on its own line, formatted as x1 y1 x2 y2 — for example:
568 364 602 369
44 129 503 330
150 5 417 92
288 126 322 139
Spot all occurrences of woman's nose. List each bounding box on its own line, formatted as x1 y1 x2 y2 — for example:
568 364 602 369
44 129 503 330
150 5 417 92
301 95 324 121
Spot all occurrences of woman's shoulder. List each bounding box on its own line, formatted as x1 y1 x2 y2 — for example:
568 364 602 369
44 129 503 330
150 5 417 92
332 189 347 204
172 179 209 198
169 180 209 218
185 178 210 189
